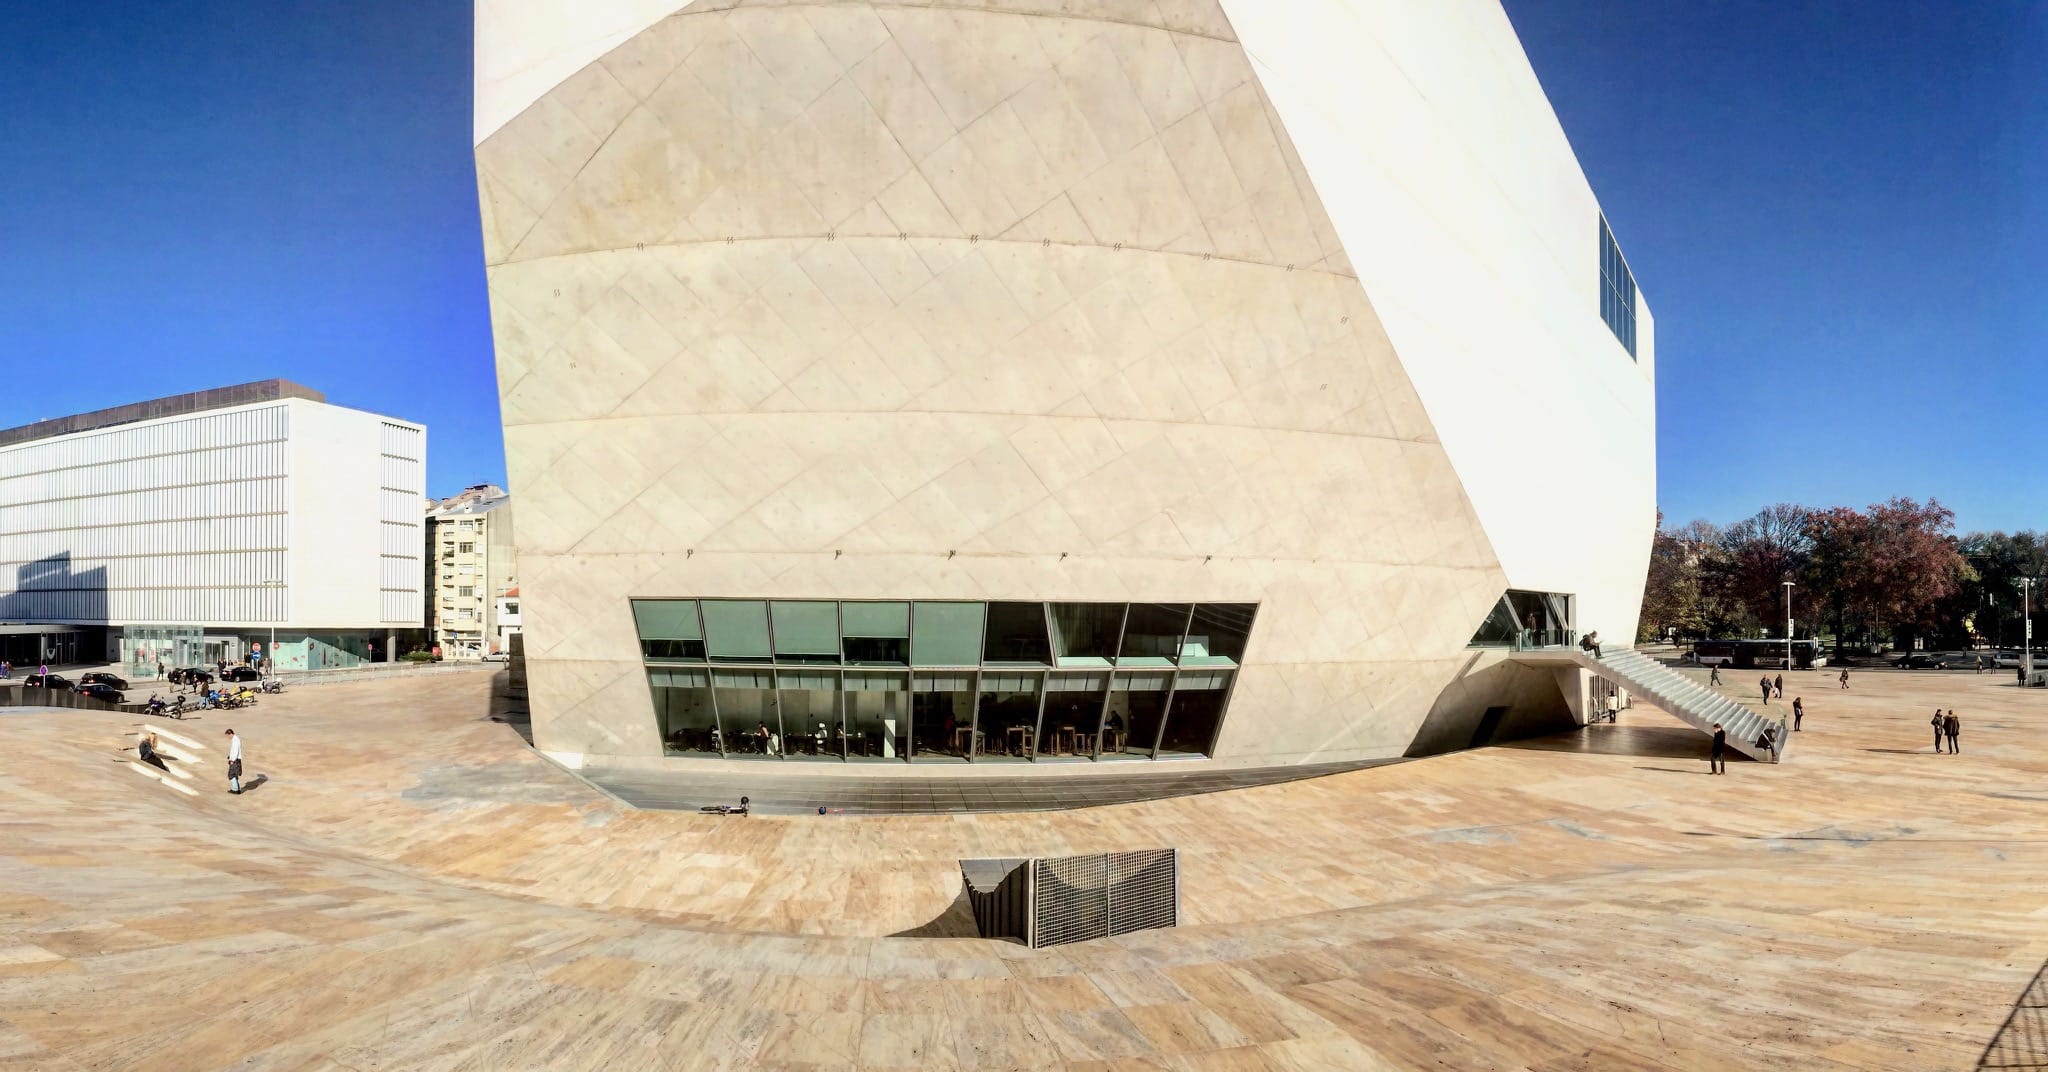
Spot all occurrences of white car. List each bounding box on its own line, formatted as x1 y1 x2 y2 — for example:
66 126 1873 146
480 651 511 663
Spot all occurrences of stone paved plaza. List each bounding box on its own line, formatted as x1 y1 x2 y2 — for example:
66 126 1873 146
1 664 2043 1069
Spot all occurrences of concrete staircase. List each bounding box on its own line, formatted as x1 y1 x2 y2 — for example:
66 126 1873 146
1581 648 1788 763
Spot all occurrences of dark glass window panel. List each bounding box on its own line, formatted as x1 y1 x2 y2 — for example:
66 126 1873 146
1158 675 1231 757
1469 596 1519 646
911 671 974 759
641 637 706 661
1048 602 1122 666
982 602 1052 666
843 636 909 665
1183 603 1253 665
1119 603 1189 666
1105 671 1170 757
1041 672 1109 758
650 668 721 755
975 674 1042 759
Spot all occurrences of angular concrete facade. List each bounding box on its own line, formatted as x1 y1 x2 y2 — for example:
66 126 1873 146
475 0 1656 770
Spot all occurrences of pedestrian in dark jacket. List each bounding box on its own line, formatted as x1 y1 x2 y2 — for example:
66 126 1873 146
1792 697 1804 731
1932 709 1947 753
1709 723 1727 775
1760 677 1772 705
1944 711 1960 753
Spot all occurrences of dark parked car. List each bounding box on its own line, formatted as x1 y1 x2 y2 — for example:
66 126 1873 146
173 668 214 686
80 671 129 690
1897 652 1991 670
76 683 126 704
22 674 74 690
221 666 263 682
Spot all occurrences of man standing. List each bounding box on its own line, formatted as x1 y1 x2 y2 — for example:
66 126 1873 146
1792 696 1804 731
1945 710 1960 754
1931 709 1946 753
1760 677 1772 705
1773 673 1784 699
224 728 244 794
1710 723 1727 775
1839 668 1850 689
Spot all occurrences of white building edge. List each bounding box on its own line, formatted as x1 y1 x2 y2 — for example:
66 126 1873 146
475 0 1656 774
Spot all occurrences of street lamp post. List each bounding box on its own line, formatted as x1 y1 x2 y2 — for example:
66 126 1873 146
1783 581 1796 673
2024 578 2035 681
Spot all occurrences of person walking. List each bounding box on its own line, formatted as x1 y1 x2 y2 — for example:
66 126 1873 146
1839 668 1850 689
1 660 10 679
1760 676 1772 705
1944 710 1960 754
1709 723 1727 775
1773 674 1784 699
1709 664 1722 687
1931 709 1947 753
1792 696 1804 731
224 728 244 794
154 659 164 680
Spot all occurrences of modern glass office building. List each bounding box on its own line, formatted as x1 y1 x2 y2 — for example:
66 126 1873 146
475 0 1658 776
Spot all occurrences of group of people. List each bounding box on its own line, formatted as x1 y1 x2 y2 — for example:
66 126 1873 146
134 728 245 793
1931 709 1962 753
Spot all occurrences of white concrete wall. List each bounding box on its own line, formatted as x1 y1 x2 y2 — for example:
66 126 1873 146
286 401 424 630
1220 0 1657 643
474 0 684 144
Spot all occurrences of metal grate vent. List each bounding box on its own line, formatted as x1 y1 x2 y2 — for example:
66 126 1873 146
963 849 1177 948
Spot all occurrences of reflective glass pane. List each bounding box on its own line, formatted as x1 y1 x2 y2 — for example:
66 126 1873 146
1158 670 1231 757
771 601 840 664
633 599 705 660
982 601 1052 666
780 671 841 759
702 600 771 661
1104 671 1169 758
632 599 702 640
843 673 906 760
1048 603 1122 666
912 601 984 666
975 672 1040 760
713 678 780 757
650 668 720 755
841 602 909 637
1182 603 1253 665
1119 603 1189 666
1041 671 1108 758
910 671 973 760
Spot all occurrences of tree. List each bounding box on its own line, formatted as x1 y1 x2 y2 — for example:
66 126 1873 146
1717 504 1812 633
1806 498 1965 648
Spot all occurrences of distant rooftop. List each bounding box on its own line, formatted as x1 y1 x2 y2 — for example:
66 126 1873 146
428 483 511 518
0 379 326 449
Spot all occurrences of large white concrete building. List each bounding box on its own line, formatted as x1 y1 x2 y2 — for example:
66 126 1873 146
475 0 1656 772
0 381 427 673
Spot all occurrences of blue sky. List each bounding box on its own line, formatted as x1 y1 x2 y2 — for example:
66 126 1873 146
1 1 2041 529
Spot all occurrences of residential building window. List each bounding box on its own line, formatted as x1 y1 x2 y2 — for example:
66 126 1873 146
1599 215 1637 358
459 521 475 531
459 542 475 554
458 586 474 597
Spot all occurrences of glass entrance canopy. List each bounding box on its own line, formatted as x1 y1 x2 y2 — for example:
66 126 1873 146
633 599 1257 763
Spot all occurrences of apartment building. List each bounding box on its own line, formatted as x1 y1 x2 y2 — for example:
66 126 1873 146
425 485 517 656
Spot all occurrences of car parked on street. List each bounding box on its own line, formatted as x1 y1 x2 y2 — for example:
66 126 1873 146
1897 651 1992 670
172 668 214 687
221 666 263 682
22 674 74 690
80 671 129 691
76 683 126 704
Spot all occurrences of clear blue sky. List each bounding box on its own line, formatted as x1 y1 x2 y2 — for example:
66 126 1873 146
2 2 2042 526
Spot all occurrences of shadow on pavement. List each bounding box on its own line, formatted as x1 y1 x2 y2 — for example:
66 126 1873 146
1978 955 2047 1070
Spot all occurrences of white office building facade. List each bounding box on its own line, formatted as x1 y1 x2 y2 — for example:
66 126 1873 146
0 381 426 672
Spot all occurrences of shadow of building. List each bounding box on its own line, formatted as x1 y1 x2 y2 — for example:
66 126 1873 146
0 552 109 666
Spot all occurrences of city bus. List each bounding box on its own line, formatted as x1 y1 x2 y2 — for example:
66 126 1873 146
1688 639 1827 670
